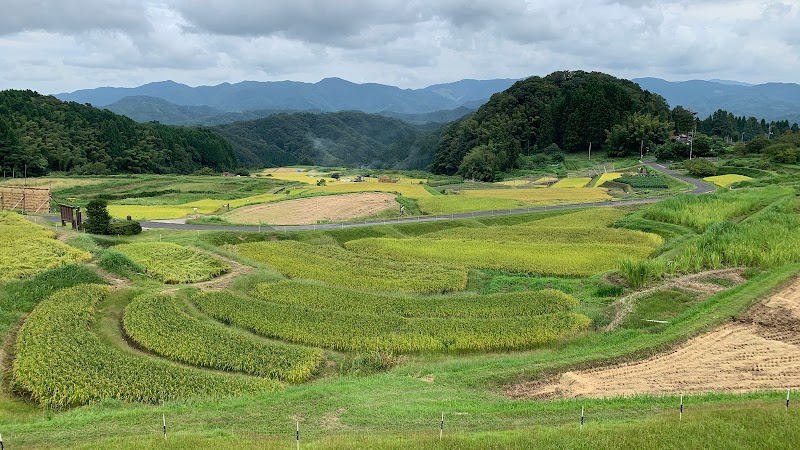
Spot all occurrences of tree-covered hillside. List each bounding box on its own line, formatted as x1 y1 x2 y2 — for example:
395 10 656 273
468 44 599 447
0 90 237 176
432 71 670 179
214 111 443 169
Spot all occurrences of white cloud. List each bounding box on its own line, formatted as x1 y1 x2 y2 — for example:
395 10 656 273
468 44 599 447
0 0 797 93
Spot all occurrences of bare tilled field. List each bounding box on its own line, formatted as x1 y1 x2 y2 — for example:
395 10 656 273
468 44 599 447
226 192 398 225
508 278 800 399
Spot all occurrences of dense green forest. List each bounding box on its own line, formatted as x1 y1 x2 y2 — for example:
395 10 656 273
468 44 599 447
431 71 671 179
214 111 443 169
0 90 237 176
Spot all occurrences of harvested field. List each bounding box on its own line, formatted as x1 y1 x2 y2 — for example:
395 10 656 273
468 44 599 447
508 278 800 399
225 192 398 225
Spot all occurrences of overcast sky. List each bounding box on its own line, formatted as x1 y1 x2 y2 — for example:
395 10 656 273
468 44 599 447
1 0 798 93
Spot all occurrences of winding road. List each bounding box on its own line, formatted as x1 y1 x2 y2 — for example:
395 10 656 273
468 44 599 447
48 163 716 232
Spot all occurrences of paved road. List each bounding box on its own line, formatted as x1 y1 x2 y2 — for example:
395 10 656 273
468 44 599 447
44 163 715 232
647 161 716 194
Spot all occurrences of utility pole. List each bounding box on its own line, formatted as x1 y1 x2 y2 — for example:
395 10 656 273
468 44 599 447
588 141 592 160
689 124 697 160
639 139 644 160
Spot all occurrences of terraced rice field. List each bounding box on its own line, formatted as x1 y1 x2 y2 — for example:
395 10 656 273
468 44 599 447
194 291 590 353
594 172 623 186
551 177 592 188
703 174 753 187
231 240 468 293
0 212 90 281
112 242 230 283
123 293 322 381
12 285 277 408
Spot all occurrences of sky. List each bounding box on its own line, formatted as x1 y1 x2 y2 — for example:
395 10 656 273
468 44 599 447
0 0 798 94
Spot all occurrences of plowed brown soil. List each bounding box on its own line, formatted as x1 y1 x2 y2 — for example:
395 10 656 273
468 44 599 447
226 192 398 225
507 278 800 399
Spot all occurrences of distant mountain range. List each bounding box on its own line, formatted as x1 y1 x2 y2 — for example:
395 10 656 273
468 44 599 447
55 76 800 129
633 78 800 124
101 95 475 126
56 77 517 116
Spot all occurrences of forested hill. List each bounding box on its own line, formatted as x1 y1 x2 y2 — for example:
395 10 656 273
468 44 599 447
214 111 443 169
432 71 670 178
0 90 237 176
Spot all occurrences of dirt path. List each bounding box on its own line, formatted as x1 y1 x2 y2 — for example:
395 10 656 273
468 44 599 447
225 192 398 225
189 253 255 291
604 269 746 331
508 277 800 400
90 264 132 289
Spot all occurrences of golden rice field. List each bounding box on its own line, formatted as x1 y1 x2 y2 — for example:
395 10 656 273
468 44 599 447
551 177 592 188
112 242 230 283
108 192 284 220
346 238 656 277
308 181 431 198
528 208 627 228
0 212 90 281
594 172 623 186
231 240 468 293
703 174 753 187
13 285 276 408
416 188 611 215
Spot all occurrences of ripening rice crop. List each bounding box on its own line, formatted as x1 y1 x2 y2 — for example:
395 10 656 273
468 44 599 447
703 174 753 187
194 292 590 353
420 224 663 248
525 208 627 228
416 188 611 215
112 242 229 283
551 178 592 188
594 172 623 186
641 187 791 232
108 193 284 220
345 238 656 277
309 182 432 199
123 294 322 382
231 240 467 293
673 208 800 272
252 280 579 319
463 187 610 203
12 285 278 408
0 212 91 282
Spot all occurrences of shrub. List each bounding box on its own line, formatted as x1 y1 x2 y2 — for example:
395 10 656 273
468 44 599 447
683 158 718 177
83 199 112 235
109 220 142 236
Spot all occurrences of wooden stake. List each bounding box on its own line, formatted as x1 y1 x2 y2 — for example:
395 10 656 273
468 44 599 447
440 412 444 440
787 389 791 409
163 414 167 440
680 395 684 423
580 406 584 432
296 421 300 450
